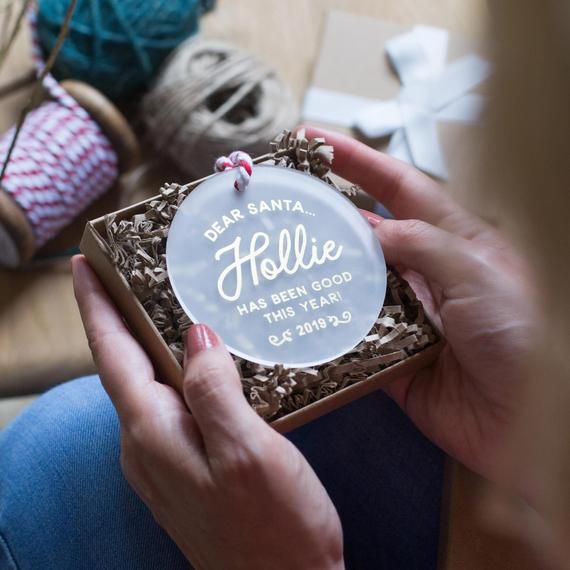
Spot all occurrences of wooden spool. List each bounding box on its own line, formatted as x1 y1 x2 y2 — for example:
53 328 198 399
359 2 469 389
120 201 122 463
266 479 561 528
0 79 139 267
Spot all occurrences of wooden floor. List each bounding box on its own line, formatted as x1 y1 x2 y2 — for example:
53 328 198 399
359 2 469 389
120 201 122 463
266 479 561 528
0 2 537 569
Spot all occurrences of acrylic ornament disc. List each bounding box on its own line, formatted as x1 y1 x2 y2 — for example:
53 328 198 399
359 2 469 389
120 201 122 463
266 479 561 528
166 165 387 368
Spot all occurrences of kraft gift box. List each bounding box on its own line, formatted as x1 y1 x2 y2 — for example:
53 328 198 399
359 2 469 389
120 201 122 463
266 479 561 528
303 10 489 211
80 137 443 433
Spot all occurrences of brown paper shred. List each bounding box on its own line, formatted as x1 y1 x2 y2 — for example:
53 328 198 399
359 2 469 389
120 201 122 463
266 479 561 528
376 316 397 328
101 130 440 421
390 335 419 350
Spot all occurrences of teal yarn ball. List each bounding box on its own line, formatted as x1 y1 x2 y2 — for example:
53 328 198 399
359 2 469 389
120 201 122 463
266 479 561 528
37 0 215 101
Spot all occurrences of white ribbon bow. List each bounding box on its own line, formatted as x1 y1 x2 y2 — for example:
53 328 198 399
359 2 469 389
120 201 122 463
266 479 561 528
303 26 491 179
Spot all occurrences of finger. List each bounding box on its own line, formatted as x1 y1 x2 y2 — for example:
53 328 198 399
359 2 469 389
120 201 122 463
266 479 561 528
72 255 156 421
183 324 263 453
359 208 383 226
374 218 483 290
303 126 487 239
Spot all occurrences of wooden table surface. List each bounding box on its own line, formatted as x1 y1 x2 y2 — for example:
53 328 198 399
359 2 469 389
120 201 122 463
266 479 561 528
0 2 536 568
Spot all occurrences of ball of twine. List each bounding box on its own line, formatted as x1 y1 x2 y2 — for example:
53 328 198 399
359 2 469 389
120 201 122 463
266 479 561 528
37 0 214 101
141 38 299 177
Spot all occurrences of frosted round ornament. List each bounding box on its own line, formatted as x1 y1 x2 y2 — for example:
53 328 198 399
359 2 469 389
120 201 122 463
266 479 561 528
166 165 387 368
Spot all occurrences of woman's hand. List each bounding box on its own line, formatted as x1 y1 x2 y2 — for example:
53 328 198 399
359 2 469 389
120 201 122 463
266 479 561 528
72 256 343 570
306 128 535 483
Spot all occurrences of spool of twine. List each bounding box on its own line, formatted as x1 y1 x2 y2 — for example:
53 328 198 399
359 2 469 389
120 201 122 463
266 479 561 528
141 38 299 178
0 8 138 267
36 0 215 101
0 79 138 267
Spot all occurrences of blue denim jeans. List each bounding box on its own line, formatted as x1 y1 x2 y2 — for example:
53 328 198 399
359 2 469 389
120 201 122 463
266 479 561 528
0 376 443 569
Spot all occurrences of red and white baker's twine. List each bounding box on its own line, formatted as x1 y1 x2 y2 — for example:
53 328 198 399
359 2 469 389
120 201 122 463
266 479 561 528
214 151 253 192
0 10 118 247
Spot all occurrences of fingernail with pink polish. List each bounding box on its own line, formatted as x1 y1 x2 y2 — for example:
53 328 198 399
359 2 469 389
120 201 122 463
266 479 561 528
186 324 219 356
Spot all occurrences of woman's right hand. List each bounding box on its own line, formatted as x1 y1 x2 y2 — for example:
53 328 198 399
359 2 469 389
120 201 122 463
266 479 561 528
308 128 535 485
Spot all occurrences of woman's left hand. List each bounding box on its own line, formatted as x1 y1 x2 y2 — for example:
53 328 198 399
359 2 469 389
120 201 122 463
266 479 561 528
72 255 344 570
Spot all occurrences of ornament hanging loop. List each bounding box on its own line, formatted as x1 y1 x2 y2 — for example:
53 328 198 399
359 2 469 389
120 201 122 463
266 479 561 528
214 151 253 192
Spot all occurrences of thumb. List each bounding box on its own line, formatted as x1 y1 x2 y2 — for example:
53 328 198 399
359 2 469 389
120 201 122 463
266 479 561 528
183 324 262 451
375 218 481 289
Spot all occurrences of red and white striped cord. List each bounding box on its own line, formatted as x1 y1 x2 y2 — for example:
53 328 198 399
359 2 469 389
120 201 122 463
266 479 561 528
214 151 253 192
27 8 79 111
0 10 119 248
